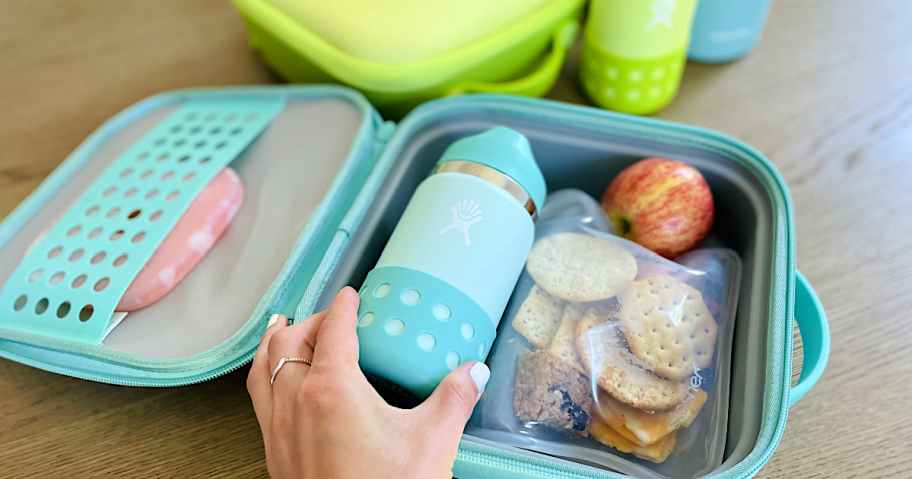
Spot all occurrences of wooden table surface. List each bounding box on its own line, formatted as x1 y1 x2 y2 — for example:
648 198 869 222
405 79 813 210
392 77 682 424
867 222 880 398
1 0 910 477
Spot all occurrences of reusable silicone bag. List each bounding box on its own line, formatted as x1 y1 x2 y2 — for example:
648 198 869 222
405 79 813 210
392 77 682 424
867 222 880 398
466 189 741 478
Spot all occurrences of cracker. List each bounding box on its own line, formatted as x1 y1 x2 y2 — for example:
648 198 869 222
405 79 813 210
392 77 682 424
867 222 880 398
512 285 565 348
617 274 718 380
526 233 637 302
575 308 686 410
548 303 586 373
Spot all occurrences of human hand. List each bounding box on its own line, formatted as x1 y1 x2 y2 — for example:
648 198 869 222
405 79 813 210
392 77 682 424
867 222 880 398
247 287 490 479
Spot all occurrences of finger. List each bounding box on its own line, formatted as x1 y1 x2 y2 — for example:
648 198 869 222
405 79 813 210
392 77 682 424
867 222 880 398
312 287 361 368
249 314 289 405
415 362 490 445
267 311 327 404
248 314 288 436
267 310 327 372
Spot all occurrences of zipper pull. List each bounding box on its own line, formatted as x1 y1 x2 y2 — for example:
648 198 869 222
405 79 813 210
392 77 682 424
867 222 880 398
375 120 396 143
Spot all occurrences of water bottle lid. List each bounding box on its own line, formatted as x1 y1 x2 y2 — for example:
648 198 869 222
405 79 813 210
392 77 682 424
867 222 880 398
436 127 547 211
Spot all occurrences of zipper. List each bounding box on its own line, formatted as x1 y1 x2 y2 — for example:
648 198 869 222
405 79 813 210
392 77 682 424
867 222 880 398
0 305 264 369
0 314 265 386
375 120 397 143
0 344 257 387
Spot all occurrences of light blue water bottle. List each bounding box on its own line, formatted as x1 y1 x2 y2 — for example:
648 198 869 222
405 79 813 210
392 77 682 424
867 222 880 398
689 0 773 63
356 127 546 398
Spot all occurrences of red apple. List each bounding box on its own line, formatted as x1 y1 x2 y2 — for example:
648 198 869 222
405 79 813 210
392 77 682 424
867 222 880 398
602 158 714 258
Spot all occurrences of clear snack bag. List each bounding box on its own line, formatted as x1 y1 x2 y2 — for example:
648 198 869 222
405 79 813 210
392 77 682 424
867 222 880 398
466 189 741 479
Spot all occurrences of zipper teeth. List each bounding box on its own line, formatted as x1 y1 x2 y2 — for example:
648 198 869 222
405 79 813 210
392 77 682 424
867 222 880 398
0 315 264 370
457 442 642 479
462 452 584 478
1 345 257 387
459 443 780 479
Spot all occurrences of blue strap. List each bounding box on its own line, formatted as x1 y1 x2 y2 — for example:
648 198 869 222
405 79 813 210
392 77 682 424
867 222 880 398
789 270 829 407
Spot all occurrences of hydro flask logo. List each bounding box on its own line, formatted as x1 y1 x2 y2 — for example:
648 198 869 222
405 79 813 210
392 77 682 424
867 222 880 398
647 0 677 31
439 200 482 246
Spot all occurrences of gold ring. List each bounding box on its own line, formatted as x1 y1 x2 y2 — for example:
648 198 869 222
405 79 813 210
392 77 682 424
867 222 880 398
270 357 312 385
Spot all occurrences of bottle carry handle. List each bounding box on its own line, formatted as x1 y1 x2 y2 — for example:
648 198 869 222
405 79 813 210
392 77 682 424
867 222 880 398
445 19 579 97
789 270 830 407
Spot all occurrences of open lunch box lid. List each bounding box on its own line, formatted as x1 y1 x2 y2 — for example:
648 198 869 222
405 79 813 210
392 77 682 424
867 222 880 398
252 0 565 64
0 85 828 478
230 0 585 118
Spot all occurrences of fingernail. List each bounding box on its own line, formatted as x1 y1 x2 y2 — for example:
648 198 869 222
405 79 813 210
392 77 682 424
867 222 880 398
469 362 490 401
267 314 280 328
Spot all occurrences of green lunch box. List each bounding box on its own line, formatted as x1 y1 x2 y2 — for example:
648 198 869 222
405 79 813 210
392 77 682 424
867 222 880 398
0 86 828 478
229 0 583 119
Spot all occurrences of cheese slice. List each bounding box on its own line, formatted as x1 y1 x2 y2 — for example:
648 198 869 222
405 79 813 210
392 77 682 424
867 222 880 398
594 387 708 446
595 398 651 447
589 417 677 463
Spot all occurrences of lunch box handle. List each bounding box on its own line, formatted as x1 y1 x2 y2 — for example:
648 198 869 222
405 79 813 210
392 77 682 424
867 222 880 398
789 270 830 407
445 18 579 98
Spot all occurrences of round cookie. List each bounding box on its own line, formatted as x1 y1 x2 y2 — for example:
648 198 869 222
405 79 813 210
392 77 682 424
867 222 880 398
574 308 686 410
526 233 637 302
513 349 593 437
617 274 718 381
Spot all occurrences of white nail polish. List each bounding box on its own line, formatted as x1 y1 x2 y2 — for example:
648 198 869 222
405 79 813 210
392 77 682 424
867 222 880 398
267 314 279 328
469 362 490 400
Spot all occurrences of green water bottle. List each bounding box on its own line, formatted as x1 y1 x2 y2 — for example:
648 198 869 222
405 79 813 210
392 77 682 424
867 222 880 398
581 0 698 115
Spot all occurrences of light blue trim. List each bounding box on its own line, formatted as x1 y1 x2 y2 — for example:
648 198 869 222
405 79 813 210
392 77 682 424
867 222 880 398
0 85 384 386
788 270 829 407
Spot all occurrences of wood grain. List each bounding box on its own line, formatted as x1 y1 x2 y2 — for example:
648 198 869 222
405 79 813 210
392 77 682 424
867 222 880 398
1 0 910 477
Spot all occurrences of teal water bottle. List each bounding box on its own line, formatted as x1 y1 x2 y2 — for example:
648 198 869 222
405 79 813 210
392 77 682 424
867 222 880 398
356 127 546 398
689 0 773 63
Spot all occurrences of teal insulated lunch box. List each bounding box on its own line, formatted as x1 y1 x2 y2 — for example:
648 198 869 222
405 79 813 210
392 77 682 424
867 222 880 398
0 86 828 478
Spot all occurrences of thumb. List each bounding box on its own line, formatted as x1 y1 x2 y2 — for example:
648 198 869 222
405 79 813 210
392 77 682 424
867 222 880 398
416 362 490 440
